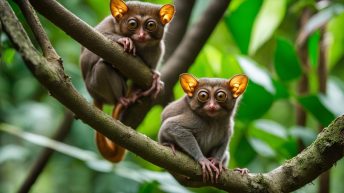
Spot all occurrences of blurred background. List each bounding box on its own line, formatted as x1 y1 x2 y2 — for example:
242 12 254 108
1 0 344 192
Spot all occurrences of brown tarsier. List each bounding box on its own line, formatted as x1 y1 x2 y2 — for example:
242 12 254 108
80 0 174 163
158 73 249 183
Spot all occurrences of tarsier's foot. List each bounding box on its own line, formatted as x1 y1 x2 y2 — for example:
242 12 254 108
141 70 164 99
161 143 176 155
117 37 136 55
198 158 219 184
234 168 249 175
207 157 226 181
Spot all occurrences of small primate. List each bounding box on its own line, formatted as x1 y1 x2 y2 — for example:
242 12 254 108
79 0 175 163
158 73 249 183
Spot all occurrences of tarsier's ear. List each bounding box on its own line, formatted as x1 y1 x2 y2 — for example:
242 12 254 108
110 0 128 21
180 73 199 97
159 4 175 25
228 75 248 98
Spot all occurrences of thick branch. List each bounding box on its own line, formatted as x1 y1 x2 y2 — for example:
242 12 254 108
162 0 195 63
2 2 344 192
28 0 153 89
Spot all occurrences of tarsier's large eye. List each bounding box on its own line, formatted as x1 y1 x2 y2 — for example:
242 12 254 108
215 91 227 102
146 20 157 31
127 19 138 30
197 90 209 102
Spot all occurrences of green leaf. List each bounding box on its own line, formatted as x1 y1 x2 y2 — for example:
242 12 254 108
298 95 336 126
233 136 256 166
307 30 321 69
289 126 317 146
249 0 287 55
248 138 276 157
236 82 274 121
319 77 344 116
272 79 290 99
137 106 163 139
237 56 275 93
327 12 344 69
1 48 16 66
274 38 302 81
225 0 263 54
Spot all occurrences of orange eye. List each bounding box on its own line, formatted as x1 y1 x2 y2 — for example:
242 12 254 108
197 90 209 102
127 19 138 30
215 91 227 102
146 20 157 31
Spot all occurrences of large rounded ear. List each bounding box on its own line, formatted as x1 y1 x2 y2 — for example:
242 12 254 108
228 75 248 98
110 0 128 21
159 4 175 25
179 73 198 97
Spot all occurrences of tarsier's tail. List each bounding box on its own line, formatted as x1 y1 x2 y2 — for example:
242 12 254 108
95 103 126 163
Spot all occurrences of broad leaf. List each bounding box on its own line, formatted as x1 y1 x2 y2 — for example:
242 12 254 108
225 0 263 54
298 95 336 126
274 38 302 81
250 0 287 55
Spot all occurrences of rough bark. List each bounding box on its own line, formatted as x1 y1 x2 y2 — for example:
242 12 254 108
1 1 344 192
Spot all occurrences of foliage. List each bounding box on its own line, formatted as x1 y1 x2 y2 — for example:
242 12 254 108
1 0 344 193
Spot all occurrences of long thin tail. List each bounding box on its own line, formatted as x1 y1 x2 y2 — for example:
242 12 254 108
95 102 126 163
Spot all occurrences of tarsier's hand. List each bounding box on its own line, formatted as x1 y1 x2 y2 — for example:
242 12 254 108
198 158 219 184
117 37 136 55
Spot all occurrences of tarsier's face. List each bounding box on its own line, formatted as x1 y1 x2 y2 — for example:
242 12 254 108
122 15 163 46
110 0 175 46
179 73 248 119
194 84 233 117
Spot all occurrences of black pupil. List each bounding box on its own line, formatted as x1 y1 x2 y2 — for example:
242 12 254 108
200 92 207 99
129 20 136 28
217 92 226 101
147 22 155 29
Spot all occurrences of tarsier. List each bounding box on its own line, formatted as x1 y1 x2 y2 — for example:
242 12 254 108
80 0 175 162
158 73 249 183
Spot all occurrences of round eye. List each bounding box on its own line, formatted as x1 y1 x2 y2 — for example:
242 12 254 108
215 91 227 102
127 19 138 30
146 21 157 31
197 90 209 102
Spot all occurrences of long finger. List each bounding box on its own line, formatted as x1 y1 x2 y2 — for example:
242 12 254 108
206 164 214 184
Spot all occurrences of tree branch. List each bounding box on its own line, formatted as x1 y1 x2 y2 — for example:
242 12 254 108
162 0 195 63
2 1 344 192
28 0 153 90
15 0 60 62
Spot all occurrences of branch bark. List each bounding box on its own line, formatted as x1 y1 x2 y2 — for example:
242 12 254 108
1 1 344 192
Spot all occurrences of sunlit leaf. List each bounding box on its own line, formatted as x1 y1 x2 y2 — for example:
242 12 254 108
249 0 287 55
298 95 336 126
225 0 263 54
237 56 275 93
274 38 302 81
319 77 344 116
327 12 344 69
1 48 16 66
307 30 321 69
248 138 276 157
298 4 344 44
0 145 28 163
204 45 222 75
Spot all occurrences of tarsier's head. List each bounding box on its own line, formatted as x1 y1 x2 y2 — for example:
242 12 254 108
110 0 175 46
180 73 248 118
